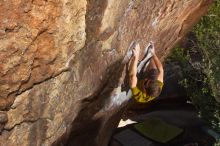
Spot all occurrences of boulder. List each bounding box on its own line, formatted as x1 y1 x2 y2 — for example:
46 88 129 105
0 0 212 146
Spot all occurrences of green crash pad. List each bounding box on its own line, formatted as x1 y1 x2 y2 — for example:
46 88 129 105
134 118 183 143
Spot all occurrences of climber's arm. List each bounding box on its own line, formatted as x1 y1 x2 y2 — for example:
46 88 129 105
129 57 138 88
152 53 164 82
129 44 140 88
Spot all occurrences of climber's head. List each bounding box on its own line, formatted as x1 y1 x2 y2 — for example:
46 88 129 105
144 79 161 97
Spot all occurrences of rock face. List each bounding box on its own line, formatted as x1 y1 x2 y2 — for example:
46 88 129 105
0 0 212 146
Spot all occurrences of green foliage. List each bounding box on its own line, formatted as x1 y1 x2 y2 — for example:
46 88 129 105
168 46 220 135
168 48 220 132
193 1 220 135
167 2 220 144
215 139 220 146
168 47 189 65
193 0 220 98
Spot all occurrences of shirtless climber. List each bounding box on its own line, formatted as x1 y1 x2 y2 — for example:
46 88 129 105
129 43 164 103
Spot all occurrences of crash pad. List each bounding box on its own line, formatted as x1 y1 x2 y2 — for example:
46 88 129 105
134 118 183 143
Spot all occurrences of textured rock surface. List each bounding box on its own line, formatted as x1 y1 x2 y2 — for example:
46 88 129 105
0 0 212 146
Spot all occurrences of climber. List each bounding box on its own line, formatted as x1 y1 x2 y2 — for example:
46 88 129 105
129 43 164 103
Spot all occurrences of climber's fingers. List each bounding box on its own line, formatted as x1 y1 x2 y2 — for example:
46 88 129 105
132 49 138 57
132 43 140 57
149 41 155 55
151 46 155 55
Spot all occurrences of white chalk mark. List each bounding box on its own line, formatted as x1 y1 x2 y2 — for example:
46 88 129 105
124 1 135 17
152 17 159 29
65 54 75 68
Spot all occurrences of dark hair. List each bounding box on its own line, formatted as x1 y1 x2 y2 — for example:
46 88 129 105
144 80 161 97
